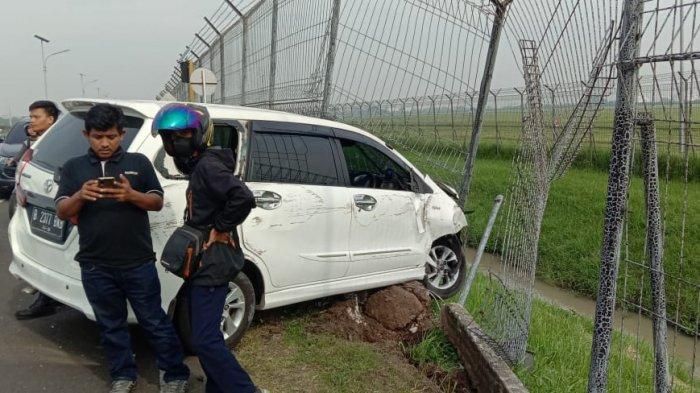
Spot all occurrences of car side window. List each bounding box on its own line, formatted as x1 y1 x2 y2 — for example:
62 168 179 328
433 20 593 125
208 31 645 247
154 148 187 180
340 139 412 191
154 122 241 180
248 132 341 186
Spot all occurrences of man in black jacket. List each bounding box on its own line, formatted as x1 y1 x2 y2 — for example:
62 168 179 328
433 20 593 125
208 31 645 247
14 100 62 320
154 103 266 393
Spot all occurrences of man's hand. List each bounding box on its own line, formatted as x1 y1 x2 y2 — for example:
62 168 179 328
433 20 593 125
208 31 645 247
204 228 235 250
78 180 103 202
103 174 135 203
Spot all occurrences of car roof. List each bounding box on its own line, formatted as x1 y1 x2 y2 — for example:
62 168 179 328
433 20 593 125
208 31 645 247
61 98 380 143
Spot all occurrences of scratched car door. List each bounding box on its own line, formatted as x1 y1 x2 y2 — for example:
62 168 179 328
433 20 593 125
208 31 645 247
241 123 351 288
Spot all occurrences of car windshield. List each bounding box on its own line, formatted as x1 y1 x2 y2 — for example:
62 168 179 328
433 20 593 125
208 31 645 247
4 121 28 144
32 112 143 172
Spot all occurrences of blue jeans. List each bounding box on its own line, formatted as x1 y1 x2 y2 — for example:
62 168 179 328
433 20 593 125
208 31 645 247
188 284 255 393
81 262 190 382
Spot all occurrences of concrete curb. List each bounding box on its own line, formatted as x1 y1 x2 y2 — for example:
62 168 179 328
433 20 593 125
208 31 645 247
441 303 529 393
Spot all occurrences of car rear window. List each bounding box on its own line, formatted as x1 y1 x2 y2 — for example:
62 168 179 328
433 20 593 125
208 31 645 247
32 112 143 172
4 121 28 144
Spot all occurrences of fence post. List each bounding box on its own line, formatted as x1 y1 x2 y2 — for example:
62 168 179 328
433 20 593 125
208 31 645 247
457 0 512 207
446 94 456 140
587 0 644 391
544 83 558 139
203 17 225 104
269 0 279 108
490 89 500 153
637 113 670 393
513 87 525 131
678 72 689 155
224 0 247 105
321 0 341 118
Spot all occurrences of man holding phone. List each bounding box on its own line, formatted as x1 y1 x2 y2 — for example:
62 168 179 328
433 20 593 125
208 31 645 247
55 104 189 393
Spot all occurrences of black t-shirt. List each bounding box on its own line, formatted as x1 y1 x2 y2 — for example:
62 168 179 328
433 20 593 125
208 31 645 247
54 148 164 268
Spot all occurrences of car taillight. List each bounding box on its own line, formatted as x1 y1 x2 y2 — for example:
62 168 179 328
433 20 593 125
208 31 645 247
15 148 33 207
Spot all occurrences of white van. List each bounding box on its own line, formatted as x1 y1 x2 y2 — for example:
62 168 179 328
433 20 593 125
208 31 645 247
8 99 467 347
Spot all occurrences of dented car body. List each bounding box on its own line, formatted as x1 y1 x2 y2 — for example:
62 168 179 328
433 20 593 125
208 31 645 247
8 99 467 344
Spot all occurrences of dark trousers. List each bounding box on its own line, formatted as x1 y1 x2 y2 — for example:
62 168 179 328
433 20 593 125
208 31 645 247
188 284 255 393
81 262 190 382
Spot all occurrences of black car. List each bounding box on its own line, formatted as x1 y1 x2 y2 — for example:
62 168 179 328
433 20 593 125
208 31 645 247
0 120 29 198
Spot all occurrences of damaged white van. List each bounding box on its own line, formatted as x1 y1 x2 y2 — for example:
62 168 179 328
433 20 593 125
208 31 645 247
8 99 467 347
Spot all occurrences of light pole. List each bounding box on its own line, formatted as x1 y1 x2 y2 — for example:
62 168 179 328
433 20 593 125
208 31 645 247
34 34 70 98
79 73 98 96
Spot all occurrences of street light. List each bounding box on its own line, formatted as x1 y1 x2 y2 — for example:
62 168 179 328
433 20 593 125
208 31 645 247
79 73 98 96
33 34 70 98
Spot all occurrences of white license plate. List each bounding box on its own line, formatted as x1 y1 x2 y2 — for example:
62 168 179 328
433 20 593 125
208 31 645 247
29 206 66 242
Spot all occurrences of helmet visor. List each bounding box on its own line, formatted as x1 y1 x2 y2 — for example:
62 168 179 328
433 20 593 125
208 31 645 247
151 104 205 136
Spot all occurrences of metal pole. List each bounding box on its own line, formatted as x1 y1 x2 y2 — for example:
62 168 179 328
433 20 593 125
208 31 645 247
204 16 225 104
513 87 525 130
80 73 85 96
321 0 341 118
241 19 248 105
188 60 196 103
587 0 643 391
269 0 279 108
678 72 688 155
637 114 670 393
202 69 207 104
459 194 504 305
457 0 512 207
490 89 500 151
224 0 246 105
41 41 47 98
544 83 558 138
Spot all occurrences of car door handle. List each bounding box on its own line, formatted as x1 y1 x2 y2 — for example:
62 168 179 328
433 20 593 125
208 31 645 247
354 194 377 211
254 190 282 210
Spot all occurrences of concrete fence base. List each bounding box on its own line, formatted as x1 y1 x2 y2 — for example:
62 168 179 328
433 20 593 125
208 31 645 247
441 304 529 393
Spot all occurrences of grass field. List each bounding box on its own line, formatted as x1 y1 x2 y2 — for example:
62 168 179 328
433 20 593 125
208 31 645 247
395 147 699 330
339 103 699 156
408 274 700 392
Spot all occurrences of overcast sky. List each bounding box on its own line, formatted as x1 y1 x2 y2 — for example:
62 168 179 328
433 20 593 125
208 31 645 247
0 0 220 118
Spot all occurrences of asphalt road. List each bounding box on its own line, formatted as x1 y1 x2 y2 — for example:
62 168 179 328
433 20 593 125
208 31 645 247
0 200 206 392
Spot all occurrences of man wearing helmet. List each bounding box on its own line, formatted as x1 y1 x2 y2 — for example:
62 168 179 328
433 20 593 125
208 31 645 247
55 104 190 393
154 103 266 393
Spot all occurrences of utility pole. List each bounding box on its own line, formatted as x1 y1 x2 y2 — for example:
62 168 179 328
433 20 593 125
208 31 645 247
34 34 70 98
34 35 49 98
79 73 98 96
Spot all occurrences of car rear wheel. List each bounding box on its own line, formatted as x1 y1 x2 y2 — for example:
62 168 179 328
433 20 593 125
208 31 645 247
175 271 256 354
424 236 467 298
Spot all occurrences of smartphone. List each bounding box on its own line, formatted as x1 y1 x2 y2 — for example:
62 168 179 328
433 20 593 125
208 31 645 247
98 176 116 189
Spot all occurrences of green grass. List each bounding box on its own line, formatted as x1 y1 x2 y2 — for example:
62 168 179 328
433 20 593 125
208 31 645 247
407 274 700 392
398 148 699 330
236 312 440 393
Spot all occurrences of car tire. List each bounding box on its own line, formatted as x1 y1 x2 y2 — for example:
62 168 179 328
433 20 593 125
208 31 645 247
7 191 16 220
174 271 256 354
424 236 467 299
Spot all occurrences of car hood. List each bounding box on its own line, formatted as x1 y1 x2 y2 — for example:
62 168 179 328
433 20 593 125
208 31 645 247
0 142 22 158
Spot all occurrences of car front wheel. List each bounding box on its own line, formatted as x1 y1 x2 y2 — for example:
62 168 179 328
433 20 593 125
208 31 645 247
424 236 467 298
175 271 256 353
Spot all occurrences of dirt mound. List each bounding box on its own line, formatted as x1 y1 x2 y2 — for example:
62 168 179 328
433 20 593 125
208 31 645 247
311 281 434 343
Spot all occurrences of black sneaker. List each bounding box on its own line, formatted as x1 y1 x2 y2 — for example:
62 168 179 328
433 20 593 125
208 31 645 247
15 293 58 320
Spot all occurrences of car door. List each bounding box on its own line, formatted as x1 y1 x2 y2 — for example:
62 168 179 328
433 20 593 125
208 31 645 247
240 121 351 288
335 134 432 277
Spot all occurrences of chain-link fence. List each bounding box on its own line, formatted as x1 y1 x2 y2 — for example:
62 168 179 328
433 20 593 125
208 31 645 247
159 0 699 391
